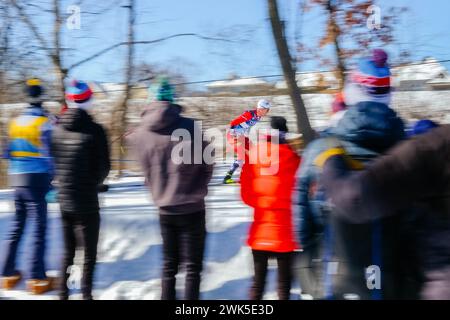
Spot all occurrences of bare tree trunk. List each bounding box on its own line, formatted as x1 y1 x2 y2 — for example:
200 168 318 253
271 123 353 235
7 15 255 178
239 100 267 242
52 0 67 106
0 82 7 188
112 0 135 177
268 0 314 144
326 0 346 90
10 0 67 106
0 4 11 188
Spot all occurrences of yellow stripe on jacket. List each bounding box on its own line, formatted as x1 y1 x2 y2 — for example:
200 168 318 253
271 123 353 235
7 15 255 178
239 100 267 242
9 116 49 149
10 151 42 157
314 147 364 170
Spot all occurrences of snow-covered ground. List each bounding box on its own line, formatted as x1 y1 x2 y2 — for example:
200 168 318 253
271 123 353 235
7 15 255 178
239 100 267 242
0 164 301 300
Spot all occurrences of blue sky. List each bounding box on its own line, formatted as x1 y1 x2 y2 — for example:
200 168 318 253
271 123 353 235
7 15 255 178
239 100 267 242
52 0 450 84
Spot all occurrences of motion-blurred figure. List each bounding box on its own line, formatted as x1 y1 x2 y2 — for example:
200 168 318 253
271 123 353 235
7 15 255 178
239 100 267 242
51 80 110 300
296 49 410 299
327 92 348 129
129 78 213 300
241 116 301 300
320 123 450 299
294 92 346 299
223 99 271 184
1 79 53 294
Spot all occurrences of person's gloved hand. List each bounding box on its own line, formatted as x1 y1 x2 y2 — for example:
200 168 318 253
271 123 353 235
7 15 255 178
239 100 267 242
230 126 246 137
45 189 58 203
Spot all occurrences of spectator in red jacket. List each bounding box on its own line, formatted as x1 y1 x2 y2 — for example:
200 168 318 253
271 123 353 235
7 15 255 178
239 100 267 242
240 116 301 300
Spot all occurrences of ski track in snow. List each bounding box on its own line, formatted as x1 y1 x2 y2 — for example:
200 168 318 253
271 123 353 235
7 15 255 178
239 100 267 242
0 164 301 300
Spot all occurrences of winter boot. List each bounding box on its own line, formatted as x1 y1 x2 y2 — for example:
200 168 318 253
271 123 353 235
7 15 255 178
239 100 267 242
1 272 22 290
27 277 56 295
223 172 235 184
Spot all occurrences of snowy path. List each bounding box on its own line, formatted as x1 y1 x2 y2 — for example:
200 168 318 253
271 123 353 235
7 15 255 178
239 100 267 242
0 164 301 300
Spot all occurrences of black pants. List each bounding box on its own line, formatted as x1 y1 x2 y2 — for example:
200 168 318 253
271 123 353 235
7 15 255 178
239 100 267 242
159 211 206 300
250 250 293 300
59 213 100 300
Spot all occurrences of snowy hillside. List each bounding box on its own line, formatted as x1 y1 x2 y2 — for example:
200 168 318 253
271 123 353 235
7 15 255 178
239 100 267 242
0 164 301 300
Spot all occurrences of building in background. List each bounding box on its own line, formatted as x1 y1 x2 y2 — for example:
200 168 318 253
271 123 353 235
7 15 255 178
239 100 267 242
206 74 274 95
275 70 339 92
392 57 450 91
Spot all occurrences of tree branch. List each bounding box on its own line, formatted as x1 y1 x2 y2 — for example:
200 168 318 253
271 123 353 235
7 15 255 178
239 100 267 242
25 2 53 14
9 0 51 57
69 33 234 70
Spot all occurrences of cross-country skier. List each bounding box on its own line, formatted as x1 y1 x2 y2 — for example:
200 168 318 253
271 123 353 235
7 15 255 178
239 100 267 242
223 99 271 184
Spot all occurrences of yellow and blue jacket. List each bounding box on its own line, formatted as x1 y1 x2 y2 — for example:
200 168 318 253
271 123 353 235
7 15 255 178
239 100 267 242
6 106 53 186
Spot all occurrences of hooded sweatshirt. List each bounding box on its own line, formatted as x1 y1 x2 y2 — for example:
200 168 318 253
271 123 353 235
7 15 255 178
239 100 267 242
128 101 213 214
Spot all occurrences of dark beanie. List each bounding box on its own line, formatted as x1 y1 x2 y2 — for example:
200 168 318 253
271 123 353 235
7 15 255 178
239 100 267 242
270 116 289 133
26 78 43 98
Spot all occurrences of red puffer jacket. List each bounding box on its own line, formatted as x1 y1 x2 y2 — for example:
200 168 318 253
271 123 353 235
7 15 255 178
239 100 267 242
241 136 301 252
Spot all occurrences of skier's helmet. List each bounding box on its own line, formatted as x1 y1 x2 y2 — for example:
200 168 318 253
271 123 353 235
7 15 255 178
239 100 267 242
257 99 271 110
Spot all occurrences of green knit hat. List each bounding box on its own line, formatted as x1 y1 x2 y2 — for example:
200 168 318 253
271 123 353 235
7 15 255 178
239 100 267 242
147 77 175 103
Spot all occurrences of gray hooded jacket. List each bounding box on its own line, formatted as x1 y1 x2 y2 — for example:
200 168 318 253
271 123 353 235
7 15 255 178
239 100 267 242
128 101 213 214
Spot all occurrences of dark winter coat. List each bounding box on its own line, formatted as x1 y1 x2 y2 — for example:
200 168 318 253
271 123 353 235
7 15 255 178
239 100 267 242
128 101 213 215
322 124 450 299
51 108 111 215
297 101 405 249
331 101 405 153
296 101 407 299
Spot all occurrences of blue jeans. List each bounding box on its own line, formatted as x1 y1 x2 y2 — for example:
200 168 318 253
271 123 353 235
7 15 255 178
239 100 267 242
2 187 48 279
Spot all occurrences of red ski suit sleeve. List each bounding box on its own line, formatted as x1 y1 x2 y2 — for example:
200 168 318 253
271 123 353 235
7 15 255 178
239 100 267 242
230 110 255 127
